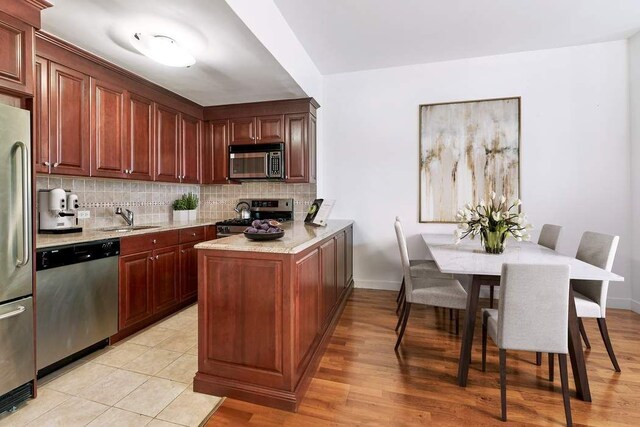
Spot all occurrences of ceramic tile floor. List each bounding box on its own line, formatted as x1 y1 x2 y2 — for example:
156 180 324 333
0 304 223 427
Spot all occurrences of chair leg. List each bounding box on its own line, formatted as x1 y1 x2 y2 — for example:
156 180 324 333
395 279 405 314
395 300 406 332
558 354 573 426
396 276 405 303
578 317 591 349
394 303 411 351
536 352 542 366
455 309 460 335
482 313 488 372
489 285 495 309
597 318 621 372
499 349 507 422
548 353 554 382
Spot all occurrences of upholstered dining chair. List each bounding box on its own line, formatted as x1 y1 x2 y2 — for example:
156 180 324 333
394 219 467 350
482 264 572 425
394 217 452 315
534 224 563 365
570 231 620 371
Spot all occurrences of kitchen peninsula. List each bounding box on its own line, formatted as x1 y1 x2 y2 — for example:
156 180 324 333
194 220 353 411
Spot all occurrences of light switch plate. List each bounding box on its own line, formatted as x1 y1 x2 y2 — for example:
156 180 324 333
77 210 90 219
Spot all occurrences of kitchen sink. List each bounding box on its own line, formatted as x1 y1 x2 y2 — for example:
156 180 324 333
99 225 160 233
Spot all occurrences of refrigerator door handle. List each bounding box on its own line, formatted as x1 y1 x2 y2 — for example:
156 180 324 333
0 305 25 320
15 141 30 268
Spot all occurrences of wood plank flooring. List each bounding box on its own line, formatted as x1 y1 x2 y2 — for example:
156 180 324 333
208 289 640 426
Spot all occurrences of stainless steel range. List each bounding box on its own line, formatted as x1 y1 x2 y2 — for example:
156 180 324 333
216 198 294 237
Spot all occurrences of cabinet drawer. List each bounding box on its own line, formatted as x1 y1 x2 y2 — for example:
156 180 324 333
179 226 205 243
120 230 180 255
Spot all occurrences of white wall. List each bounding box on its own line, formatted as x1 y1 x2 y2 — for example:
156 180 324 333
322 41 632 308
629 33 640 313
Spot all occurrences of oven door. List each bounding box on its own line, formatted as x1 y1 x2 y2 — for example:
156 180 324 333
229 151 269 179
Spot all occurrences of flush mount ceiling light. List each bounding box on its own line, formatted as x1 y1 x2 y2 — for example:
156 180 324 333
130 33 196 67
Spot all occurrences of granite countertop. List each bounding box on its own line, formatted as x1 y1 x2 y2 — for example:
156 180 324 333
195 220 354 254
36 218 225 249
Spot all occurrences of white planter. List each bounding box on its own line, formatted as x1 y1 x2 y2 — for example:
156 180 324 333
173 210 189 222
188 209 197 221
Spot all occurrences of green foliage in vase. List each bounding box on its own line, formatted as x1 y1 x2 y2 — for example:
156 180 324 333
454 192 532 244
172 193 199 211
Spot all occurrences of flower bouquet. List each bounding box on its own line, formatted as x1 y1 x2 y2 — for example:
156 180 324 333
454 192 532 254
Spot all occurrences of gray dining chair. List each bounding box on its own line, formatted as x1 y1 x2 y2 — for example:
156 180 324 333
535 224 563 365
394 217 452 316
482 263 572 425
394 219 467 350
571 231 620 371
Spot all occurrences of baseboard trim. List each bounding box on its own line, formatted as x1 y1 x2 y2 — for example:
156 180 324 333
607 297 631 310
354 279 399 291
631 298 640 314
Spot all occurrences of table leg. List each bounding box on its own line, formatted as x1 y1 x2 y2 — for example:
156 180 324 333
458 275 482 387
567 285 591 401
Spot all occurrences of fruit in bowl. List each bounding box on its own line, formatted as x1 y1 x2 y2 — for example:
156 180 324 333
244 220 285 240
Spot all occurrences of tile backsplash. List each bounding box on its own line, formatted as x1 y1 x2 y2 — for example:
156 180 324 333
36 175 316 229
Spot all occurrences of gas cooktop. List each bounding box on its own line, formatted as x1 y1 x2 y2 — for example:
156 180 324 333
216 198 294 237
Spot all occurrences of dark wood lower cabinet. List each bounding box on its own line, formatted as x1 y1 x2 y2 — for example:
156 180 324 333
114 226 212 342
195 224 354 412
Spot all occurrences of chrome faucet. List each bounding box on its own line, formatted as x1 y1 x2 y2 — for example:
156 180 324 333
115 207 134 226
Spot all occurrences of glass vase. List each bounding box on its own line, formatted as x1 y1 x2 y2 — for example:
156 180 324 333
481 229 507 254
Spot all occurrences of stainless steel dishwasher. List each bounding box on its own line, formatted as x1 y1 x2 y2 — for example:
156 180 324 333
35 239 119 373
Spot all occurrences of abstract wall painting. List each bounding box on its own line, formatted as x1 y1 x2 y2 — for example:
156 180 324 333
419 97 520 223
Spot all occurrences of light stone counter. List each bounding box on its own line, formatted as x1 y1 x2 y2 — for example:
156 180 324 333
36 218 225 249
195 220 354 254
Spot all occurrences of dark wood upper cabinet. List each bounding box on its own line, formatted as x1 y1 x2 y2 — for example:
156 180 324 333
284 113 307 183
256 115 284 143
203 120 229 184
180 113 201 184
308 114 317 183
230 117 255 145
48 61 90 176
155 103 180 182
34 55 49 173
126 92 154 181
119 251 154 329
90 78 126 178
0 11 34 96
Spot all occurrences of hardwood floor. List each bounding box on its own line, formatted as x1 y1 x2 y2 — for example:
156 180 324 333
208 289 640 426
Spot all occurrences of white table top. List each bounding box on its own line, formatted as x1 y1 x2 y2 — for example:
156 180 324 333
422 234 624 282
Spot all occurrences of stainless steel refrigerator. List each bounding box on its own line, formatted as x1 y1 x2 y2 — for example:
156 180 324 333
0 103 34 412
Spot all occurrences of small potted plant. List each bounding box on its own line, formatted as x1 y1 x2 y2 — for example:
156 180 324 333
173 193 199 222
455 192 532 254
184 192 199 221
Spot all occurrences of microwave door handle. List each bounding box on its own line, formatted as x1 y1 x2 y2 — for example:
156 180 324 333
265 153 270 178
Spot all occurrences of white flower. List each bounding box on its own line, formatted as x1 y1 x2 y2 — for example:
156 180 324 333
481 217 489 227
513 229 522 237
492 211 501 221
516 237 522 242
515 199 522 206
522 233 531 241
479 200 486 207
500 195 506 204
465 203 473 211
460 223 469 231
490 191 496 200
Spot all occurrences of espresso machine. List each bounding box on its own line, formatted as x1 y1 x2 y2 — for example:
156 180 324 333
38 188 82 234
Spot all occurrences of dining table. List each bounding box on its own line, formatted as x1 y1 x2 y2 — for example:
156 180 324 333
421 233 624 402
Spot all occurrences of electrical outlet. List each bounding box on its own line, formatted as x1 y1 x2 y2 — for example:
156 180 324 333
77 210 90 219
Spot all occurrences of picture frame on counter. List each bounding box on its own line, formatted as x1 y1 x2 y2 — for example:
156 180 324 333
305 199 335 226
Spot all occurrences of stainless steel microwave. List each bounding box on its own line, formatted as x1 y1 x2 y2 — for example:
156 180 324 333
229 143 284 180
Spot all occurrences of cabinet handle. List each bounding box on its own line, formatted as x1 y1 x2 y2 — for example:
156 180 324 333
181 250 186 254
155 255 159 260
192 232 196 236
53 162 59 168
149 257 154 261
152 239 157 244
43 161 51 166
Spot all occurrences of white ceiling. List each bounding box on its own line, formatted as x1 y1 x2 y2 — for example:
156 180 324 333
274 0 640 74
41 0 306 105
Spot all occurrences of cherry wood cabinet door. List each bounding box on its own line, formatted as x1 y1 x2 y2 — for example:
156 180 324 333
319 238 337 327
91 78 126 178
308 114 317 183
155 104 180 182
119 251 154 329
256 115 284 143
294 249 321 375
49 62 90 176
346 226 353 284
230 117 255 145
153 245 180 313
0 11 34 95
180 114 201 183
203 120 229 183
335 232 347 297
126 92 154 181
284 113 308 183
179 243 198 301
34 56 50 173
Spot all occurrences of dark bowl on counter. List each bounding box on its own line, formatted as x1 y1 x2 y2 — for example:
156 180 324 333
243 230 285 241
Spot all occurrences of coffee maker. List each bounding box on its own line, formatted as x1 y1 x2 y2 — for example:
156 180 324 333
38 188 83 234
